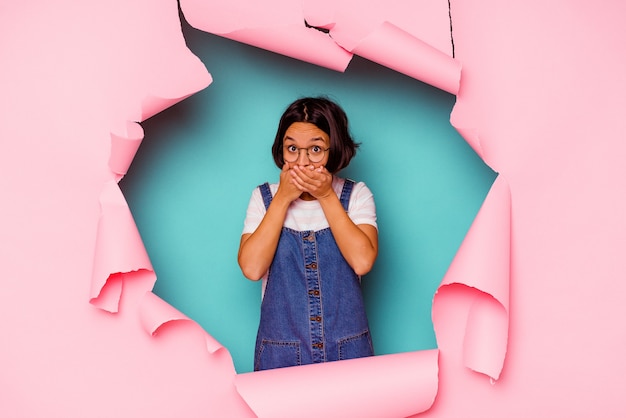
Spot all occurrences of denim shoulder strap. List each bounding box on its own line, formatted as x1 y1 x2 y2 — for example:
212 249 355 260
259 183 273 210
339 179 355 212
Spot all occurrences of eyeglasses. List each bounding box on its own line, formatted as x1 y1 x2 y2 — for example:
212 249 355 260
283 145 329 163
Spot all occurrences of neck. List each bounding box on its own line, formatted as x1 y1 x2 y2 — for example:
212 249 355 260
300 192 316 201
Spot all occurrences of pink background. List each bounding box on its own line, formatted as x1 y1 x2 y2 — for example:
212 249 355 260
2 0 625 416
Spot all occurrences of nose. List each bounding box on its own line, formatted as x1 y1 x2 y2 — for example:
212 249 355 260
296 148 310 165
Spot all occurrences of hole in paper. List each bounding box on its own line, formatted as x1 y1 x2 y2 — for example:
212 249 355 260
120 19 496 373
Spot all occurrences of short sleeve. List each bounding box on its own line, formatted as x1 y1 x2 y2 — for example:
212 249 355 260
348 181 378 229
242 186 267 235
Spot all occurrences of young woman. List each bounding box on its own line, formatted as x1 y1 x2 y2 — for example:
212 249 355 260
238 97 378 371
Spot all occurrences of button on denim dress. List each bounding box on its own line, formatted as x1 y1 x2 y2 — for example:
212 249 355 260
254 179 374 371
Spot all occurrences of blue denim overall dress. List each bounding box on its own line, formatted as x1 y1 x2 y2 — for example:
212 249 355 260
254 179 374 371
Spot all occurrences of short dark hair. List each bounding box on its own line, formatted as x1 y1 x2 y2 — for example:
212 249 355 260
271 97 359 173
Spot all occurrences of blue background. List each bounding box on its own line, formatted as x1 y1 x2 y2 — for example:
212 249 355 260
120 20 496 373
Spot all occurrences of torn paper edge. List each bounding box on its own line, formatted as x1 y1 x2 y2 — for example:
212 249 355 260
345 21 461 95
90 180 153 313
234 350 439 418
433 174 511 381
179 1 460 92
87 4 512 416
139 291 226 356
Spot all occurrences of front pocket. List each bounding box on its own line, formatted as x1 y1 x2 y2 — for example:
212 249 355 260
337 330 374 361
255 340 301 371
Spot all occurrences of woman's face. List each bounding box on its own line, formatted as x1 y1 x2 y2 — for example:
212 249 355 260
282 122 330 169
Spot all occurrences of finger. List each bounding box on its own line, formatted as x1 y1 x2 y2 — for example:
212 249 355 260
290 169 310 187
291 170 318 193
295 165 320 181
290 176 309 192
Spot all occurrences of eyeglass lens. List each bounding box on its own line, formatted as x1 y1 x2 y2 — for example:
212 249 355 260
283 146 326 163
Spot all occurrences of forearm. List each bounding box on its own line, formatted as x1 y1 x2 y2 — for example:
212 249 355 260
318 193 378 276
238 194 291 281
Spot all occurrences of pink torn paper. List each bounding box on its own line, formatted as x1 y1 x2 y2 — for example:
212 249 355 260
303 0 454 56
140 291 224 355
235 350 439 418
90 180 153 313
92 16 213 312
5 0 626 416
179 0 353 72
433 174 511 380
139 86 208 122
303 0 460 94
109 121 144 178
180 0 459 93
92 3 489 417
451 125 485 162
349 21 461 95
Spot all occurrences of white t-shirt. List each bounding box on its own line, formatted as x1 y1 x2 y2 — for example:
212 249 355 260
242 176 377 235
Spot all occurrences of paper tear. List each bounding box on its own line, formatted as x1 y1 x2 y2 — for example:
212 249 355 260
93 2 503 416
304 19 332 34
433 175 511 380
90 181 153 312
139 291 225 355
108 121 144 178
450 124 485 161
140 90 205 122
464 293 508 380
230 26 353 72
179 0 352 72
91 273 124 314
349 21 461 94
181 0 459 92
235 350 439 418
302 0 336 31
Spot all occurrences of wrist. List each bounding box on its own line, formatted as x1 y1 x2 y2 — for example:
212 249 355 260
273 188 296 207
316 189 337 204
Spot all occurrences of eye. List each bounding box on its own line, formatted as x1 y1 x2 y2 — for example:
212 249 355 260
286 145 298 153
310 145 323 154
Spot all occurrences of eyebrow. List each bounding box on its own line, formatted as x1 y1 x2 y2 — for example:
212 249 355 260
283 136 326 143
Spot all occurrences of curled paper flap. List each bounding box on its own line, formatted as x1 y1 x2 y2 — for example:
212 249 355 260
90 181 153 312
135 46 212 122
180 1 457 90
139 291 224 355
463 292 508 380
225 26 353 72
349 21 461 95
303 0 454 57
439 175 510 305
91 273 124 313
433 175 511 380
103 0 213 125
108 121 144 176
140 88 207 122
179 0 352 72
452 125 485 161
235 350 439 418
